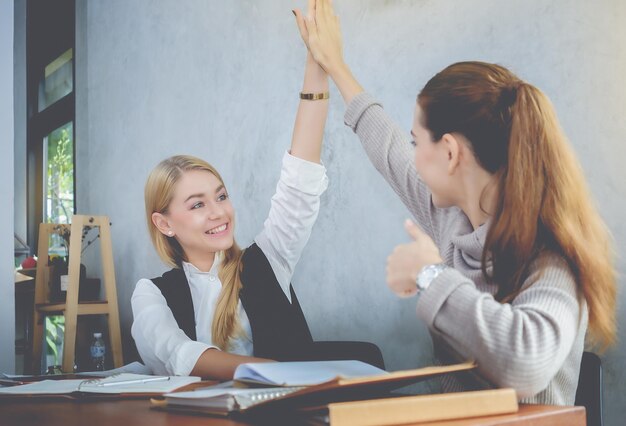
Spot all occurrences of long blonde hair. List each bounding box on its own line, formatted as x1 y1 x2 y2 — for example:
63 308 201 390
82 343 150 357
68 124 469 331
144 155 244 350
418 62 617 350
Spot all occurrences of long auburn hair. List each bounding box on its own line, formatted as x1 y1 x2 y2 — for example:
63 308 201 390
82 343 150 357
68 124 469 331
418 61 616 350
144 155 244 350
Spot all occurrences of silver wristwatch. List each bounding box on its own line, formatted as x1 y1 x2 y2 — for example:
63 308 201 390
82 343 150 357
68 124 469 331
416 263 448 291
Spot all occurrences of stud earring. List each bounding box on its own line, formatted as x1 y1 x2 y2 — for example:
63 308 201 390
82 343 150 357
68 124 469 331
167 231 174 236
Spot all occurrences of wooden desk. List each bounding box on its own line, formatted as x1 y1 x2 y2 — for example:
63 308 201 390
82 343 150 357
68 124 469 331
0 399 586 425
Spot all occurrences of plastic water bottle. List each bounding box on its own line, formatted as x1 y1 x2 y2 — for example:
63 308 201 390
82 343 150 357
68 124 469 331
90 332 106 371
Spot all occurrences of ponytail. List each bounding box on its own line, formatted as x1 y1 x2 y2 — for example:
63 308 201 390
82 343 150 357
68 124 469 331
485 83 551 301
212 245 245 350
486 83 617 350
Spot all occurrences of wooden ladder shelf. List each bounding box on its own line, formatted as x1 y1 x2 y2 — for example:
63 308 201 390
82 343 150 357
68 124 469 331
32 215 123 373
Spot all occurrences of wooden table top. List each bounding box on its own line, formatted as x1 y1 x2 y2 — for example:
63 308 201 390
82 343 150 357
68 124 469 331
0 398 585 426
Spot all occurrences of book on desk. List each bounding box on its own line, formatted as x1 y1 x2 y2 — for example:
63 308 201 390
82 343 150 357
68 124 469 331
306 388 518 426
152 359 504 423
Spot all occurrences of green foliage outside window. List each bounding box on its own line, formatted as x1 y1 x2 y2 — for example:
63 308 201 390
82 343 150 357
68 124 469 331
45 315 65 367
46 122 73 226
44 122 74 371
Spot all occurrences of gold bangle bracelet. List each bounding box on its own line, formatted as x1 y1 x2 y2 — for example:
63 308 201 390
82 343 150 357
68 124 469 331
300 92 329 100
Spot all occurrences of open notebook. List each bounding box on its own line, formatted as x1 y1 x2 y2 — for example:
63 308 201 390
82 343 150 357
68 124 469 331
0 373 201 398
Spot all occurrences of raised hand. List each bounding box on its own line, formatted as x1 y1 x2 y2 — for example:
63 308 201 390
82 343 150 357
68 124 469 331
294 0 344 74
294 0 363 104
293 0 315 52
386 220 443 298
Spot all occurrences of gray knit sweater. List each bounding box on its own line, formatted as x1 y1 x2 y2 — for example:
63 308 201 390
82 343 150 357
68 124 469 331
344 92 587 405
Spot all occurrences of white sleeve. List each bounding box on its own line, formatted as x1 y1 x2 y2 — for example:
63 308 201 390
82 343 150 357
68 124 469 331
254 151 329 302
130 278 219 376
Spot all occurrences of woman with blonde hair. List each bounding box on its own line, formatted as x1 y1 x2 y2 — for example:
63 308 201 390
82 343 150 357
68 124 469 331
132 10 382 380
294 0 616 405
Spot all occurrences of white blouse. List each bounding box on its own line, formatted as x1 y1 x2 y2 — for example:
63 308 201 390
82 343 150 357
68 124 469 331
131 152 328 376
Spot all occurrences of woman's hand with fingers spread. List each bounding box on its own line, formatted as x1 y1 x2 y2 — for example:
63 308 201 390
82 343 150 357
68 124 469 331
294 0 363 106
294 0 345 74
293 0 315 52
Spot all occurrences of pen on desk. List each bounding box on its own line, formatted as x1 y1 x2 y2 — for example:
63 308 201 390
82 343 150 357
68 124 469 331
0 379 25 386
97 376 170 387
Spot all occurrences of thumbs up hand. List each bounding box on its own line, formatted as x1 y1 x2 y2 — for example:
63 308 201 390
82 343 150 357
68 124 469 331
386 219 443 298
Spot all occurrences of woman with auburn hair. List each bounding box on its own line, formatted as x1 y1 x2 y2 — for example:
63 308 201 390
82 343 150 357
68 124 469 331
294 0 616 404
132 13 382 380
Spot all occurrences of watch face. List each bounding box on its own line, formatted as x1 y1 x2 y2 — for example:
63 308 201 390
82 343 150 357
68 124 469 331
417 264 446 290
425 268 437 281
419 268 434 289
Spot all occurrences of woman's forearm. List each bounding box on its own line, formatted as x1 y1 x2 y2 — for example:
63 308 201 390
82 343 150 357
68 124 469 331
289 53 329 164
190 348 271 380
327 61 364 106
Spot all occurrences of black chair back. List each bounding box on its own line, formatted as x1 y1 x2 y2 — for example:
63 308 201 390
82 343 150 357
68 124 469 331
308 341 385 370
575 351 603 426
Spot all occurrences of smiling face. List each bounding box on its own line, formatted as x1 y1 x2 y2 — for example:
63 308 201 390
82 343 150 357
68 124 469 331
155 169 235 268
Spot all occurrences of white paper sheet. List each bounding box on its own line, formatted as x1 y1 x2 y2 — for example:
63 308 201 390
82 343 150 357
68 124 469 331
234 360 388 386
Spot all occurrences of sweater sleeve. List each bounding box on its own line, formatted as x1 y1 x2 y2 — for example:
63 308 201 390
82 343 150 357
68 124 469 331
416 254 585 399
344 92 438 239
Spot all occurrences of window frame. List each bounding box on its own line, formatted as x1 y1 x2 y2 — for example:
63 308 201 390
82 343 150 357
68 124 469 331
26 0 76 253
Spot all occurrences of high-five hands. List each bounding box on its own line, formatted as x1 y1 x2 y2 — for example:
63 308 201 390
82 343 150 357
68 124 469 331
293 0 345 74
386 220 444 298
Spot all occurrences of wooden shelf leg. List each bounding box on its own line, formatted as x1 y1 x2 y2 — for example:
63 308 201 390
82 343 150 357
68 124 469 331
31 224 52 374
62 215 84 373
98 218 123 368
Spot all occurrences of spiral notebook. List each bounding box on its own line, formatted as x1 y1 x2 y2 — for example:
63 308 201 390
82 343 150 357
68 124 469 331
157 386 307 415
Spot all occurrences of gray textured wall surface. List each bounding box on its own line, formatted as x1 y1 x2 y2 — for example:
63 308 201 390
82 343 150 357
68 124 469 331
1 0 16 374
12 0 26 376
74 0 625 421
13 0 26 244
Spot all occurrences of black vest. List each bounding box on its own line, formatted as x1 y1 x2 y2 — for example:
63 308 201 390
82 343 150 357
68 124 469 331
150 243 312 348
149 244 384 366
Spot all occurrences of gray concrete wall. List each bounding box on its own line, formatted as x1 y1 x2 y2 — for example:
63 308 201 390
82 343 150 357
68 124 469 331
1 0 16 374
75 0 626 421
13 0 26 244
12 0 27 376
